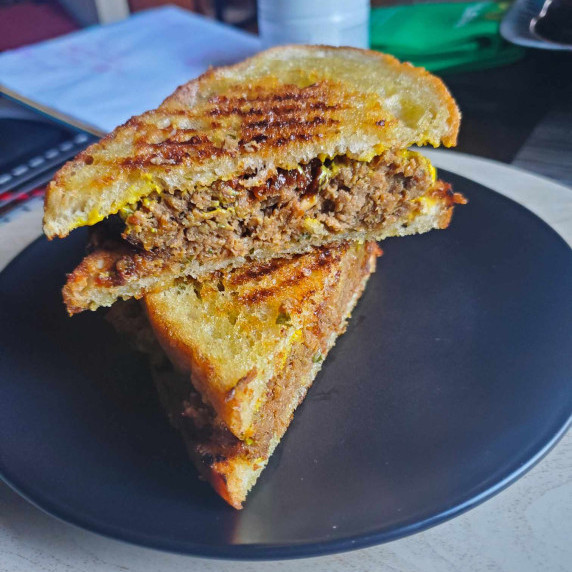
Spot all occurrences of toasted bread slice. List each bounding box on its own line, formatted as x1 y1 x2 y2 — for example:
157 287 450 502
44 46 459 240
143 241 379 439
108 241 378 507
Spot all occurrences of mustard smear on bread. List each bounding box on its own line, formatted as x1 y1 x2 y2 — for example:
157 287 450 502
75 173 162 228
74 152 437 231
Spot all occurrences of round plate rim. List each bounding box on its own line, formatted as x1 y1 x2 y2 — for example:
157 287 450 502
1 169 571 560
1 413 570 560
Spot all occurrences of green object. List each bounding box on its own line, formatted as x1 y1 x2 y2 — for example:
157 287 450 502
370 2 525 73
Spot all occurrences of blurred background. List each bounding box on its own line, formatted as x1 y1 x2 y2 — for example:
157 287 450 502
0 0 570 216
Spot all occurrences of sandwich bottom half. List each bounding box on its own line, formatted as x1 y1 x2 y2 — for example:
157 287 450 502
108 241 379 509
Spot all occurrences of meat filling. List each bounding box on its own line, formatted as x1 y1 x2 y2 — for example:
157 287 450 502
122 150 438 261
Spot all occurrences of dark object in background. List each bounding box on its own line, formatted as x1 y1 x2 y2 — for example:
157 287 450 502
442 49 572 163
129 0 257 28
531 0 572 44
0 96 96 215
0 1 78 51
501 0 572 49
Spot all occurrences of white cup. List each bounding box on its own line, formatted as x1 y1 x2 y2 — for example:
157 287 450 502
257 0 370 49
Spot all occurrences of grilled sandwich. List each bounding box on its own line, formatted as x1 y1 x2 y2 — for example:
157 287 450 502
43 46 464 314
109 241 379 508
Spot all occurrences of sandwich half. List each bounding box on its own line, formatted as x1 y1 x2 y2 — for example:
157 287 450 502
109 240 379 507
44 46 464 314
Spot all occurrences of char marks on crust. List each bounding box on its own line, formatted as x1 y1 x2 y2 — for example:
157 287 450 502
232 245 346 306
226 243 345 286
211 82 346 152
122 82 351 168
206 83 343 117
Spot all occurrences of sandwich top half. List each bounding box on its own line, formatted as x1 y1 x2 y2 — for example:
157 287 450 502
44 46 464 313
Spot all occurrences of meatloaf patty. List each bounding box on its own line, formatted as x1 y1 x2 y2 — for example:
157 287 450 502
121 150 442 262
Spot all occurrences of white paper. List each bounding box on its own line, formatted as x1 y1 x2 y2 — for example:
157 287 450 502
0 7 261 133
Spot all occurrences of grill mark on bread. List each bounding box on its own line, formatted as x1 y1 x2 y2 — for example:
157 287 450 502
100 84 353 170
239 116 338 148
237 247 342 305
209 101 342 118
208 101 340 118
121 136 228 167
227 254 306 286
231 245 343 287
208 82 335 107
120 112 337 167
224 244 347 287
211 85 344 135
243 116 335 131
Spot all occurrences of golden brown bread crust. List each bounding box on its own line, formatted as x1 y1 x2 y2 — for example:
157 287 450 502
62 236 176 314
143 242 377 439
185 242 379 508
44 45 460 239
108 241 380 508
165 45 460 148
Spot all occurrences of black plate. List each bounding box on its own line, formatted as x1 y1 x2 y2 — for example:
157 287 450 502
1 171 571 559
